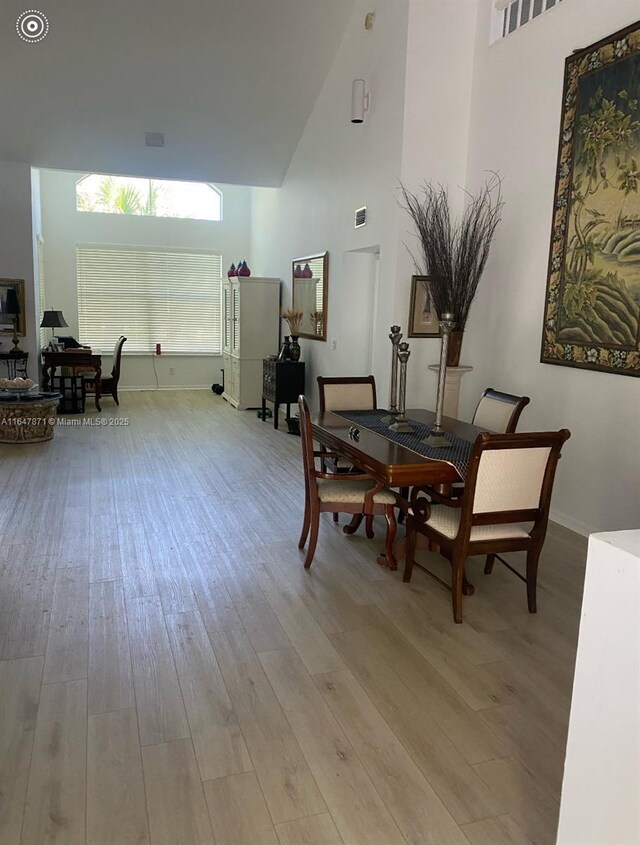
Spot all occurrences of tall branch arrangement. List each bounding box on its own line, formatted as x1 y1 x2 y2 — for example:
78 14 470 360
400 174 504 329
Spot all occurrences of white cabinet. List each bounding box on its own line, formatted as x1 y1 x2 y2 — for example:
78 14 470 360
222 277 280 409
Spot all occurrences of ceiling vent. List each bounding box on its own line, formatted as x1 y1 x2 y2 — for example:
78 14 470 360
354 206 367 228
145 132 165 148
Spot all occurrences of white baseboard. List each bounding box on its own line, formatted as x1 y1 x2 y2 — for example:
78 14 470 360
119 385 213 392
550 507 595 538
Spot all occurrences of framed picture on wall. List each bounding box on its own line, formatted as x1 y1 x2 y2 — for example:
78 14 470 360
408 275 440 337
540 19 640 377
0 279 26 336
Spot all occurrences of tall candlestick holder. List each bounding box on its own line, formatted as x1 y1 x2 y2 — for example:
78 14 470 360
389 342 414 433
382 325 402 423
422 312 456 448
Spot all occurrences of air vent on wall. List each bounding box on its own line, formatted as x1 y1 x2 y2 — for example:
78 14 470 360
354 206 367 228
145 132 165 148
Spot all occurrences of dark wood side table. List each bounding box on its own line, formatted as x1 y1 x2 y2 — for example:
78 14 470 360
42 350 102 411
0 351 29 379
262 359 305 430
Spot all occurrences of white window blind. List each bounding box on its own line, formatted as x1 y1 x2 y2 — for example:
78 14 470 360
76 244 223 354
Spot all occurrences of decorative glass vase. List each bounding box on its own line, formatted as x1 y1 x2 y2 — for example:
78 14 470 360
289 336 301 362
278 336 291 361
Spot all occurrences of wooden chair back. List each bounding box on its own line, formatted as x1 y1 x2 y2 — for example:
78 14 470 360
111 336 126 382
298 395 319 495
472 388 530 433
317 375 377 413
458 429 570 539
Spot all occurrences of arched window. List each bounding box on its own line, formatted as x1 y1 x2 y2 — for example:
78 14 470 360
76 175 222 221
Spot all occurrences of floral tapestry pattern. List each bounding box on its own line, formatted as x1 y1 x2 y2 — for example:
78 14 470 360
541 20 640 377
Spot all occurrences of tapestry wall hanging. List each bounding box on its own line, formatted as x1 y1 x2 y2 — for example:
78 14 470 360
541 20 640 377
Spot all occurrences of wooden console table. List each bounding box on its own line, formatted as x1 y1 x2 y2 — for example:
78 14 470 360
261 359 305 430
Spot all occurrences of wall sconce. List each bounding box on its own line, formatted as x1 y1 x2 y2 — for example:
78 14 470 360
351 79 370 124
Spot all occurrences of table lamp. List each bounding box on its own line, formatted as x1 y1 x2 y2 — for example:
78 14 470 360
40 308 68 346
5 287 23 354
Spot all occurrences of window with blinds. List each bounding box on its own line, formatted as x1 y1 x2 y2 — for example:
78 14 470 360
493 0 564 40
76 245 223 354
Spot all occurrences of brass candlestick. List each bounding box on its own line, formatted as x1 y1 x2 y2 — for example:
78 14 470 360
382 325 402 423
389 342 414 433
423 312 456 448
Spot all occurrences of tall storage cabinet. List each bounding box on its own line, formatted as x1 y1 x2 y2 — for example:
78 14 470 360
222 277 280 409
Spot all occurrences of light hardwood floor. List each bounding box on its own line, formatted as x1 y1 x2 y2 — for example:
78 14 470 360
0 390 587 845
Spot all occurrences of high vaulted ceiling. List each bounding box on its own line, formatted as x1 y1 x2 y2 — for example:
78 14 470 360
0 0 355 186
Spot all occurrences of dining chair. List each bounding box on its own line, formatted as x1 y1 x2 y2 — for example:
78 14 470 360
472 388 530 433
317 375 379 535
404 428 571 623
297 395 397 569
84 336 126 406
317 375 377 413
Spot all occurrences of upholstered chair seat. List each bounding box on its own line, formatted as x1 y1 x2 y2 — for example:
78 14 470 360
317 478 396 505
422 505 531 541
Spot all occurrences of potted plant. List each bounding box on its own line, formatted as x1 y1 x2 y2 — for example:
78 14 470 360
400 174 504 365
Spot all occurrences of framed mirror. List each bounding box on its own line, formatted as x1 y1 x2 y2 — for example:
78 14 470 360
292 252 328 341
0 279 26 337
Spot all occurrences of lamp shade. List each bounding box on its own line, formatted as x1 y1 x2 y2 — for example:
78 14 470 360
5 288 21 315
40 309 68 328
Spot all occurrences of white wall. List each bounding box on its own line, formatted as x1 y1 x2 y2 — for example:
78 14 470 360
396 0 480 404
461 0 640 534
39 169 253 389
251 0 410 397
250 0 479 405
0 161 37 375
557 530 640 845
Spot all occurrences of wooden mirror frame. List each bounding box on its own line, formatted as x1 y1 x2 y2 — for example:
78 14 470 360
0 278 26 337
292 252 328 341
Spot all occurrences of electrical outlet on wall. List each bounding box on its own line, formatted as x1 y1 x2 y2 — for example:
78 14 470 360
331 338 337 350
169 367 175 376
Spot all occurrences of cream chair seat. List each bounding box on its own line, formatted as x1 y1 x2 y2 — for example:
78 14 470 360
317 478 396 505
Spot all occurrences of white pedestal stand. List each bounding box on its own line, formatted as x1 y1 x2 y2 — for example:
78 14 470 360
427 365 473 419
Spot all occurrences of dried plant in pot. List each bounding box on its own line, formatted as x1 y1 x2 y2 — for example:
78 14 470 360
400 174 504 365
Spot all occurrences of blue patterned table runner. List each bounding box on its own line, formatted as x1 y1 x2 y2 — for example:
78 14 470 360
333 409 473 479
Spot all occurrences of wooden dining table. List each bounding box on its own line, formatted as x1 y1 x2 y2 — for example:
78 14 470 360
310 408 487 569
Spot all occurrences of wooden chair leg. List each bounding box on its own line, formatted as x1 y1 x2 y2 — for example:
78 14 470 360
526 547 541 613
397 487 409 524
303 503 320 569
403 522 416 582
365 515 375 539
484 554 496 575
298 495 311 549
382 506 397 571
343 514 364 535
451 554 465 623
